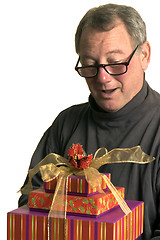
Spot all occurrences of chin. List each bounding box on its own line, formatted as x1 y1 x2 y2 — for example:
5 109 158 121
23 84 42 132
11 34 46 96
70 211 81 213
104 107 119 112
99 101 120 112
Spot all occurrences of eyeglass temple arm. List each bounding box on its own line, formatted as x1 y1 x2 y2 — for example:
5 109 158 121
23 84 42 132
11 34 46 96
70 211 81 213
75 56 80 69
127 44 139 65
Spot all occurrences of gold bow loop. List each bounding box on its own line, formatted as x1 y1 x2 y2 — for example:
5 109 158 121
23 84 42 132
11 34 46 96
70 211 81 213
40 164 72 182
90 145 155 168
20 153 75 195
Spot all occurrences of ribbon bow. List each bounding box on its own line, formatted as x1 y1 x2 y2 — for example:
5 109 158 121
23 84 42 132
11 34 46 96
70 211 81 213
20 144 155 240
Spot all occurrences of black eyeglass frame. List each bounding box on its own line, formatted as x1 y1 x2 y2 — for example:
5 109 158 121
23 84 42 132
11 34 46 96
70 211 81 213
75 45 139 78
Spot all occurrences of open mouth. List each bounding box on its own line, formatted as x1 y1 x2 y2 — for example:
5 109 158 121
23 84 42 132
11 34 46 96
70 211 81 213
102 88 118 94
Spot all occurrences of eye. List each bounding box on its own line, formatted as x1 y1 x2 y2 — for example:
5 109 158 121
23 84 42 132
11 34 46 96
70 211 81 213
81 57 97 67
82 61 96 67
107 54 126 64
107 58 122 64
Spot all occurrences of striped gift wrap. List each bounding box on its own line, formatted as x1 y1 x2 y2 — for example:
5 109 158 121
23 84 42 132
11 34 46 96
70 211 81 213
7 200 144 240
44 173 111 196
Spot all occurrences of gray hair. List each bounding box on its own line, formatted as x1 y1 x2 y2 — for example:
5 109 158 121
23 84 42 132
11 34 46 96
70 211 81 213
75 4 147 53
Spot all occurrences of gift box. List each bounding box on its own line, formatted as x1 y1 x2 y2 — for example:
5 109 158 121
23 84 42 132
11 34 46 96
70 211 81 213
44 173 111 196
7 200 144 240
28 187 124 217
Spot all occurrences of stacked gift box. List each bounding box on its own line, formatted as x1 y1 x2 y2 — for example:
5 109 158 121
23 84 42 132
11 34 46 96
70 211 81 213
7 173 144 240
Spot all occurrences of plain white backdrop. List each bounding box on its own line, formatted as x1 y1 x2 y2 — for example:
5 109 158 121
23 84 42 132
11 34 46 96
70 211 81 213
1 0 160 239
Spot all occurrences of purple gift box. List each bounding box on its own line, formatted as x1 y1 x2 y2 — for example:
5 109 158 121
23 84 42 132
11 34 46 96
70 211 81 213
7 200 144 240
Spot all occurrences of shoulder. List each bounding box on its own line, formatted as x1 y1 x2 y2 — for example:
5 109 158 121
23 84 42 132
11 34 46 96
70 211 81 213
46 102 90 154
57 102 90 121
49 102 90 133
147 82 160 108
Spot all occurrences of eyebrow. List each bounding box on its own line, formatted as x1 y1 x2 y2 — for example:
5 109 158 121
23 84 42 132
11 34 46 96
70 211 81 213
81 49 125 59
106 49 125 55
80 49 126 65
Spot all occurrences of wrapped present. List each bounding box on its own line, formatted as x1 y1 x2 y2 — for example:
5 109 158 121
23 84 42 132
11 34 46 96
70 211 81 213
44 173 111 196
15 144 154 240
28 187 124 217
7 200 144 240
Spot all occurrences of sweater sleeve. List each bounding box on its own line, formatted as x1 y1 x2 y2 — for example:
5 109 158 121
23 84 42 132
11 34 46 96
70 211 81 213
151 163 160 239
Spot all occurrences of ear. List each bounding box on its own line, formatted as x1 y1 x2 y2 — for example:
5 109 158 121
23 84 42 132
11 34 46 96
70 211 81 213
140 41 151 71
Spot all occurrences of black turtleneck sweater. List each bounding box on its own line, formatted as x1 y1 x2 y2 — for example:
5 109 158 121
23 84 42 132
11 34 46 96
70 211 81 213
19 80 160 240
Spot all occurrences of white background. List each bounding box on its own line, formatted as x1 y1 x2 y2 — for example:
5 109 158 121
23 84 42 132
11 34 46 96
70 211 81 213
1 0 160 239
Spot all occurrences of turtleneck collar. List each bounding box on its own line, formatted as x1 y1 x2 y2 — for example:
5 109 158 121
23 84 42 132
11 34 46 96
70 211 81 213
89 80 148 121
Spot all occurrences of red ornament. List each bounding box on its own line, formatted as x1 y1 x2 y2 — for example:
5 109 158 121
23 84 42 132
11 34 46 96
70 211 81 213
67 144 93 170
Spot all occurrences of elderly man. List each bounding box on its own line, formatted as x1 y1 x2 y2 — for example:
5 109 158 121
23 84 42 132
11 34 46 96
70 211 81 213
19 4 160 240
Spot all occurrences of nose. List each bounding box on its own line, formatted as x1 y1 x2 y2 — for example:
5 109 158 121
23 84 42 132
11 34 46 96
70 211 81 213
97 66 112 83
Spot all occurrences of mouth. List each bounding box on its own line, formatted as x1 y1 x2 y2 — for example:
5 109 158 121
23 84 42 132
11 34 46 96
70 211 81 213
101 88 119 94
97 88 120 99
101 88 118 96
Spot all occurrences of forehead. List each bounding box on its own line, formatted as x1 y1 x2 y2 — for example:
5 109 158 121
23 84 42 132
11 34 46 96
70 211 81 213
79 22 133 57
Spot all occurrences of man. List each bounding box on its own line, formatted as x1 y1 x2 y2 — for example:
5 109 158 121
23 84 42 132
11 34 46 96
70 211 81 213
19 4 160 240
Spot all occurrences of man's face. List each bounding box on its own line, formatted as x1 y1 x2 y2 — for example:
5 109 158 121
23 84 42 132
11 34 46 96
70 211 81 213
79 21 150 112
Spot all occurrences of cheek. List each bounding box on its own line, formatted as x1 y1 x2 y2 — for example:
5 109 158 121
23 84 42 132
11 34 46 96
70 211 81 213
85 78 96 90
113 76 124 89
117 68 143 98
85 79 91 89
113 73 133 95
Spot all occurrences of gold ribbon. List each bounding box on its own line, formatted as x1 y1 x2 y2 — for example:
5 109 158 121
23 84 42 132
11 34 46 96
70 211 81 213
19 146 155 240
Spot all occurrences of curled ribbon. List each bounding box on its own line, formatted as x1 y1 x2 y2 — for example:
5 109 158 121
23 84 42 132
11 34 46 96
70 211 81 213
19 145 155 240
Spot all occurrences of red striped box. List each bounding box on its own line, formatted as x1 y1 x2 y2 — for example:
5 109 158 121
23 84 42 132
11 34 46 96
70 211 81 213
7 200 144 240
28 187 124 217
44 173 111 196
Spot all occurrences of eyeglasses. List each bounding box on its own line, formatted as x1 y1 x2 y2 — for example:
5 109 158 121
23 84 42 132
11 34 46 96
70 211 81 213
75 45 139 78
